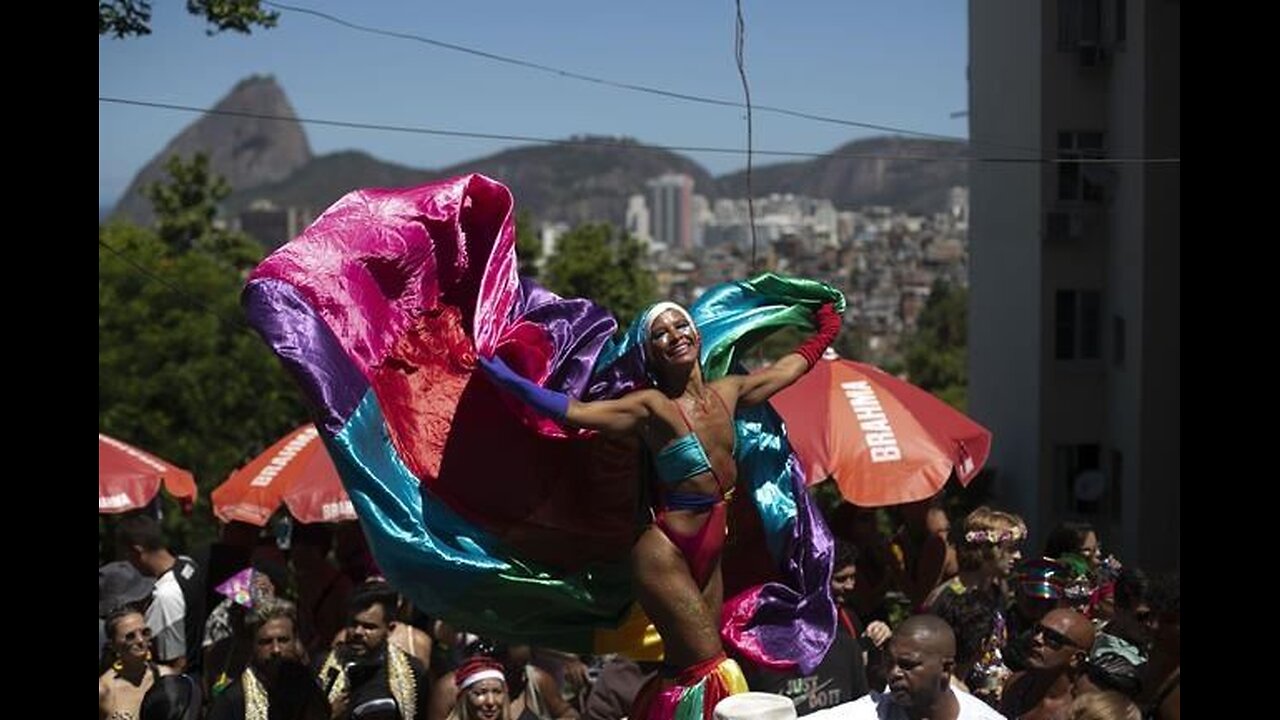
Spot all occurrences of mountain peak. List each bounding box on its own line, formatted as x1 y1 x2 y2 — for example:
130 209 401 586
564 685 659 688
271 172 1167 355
112 74 313 224
112 77 968 230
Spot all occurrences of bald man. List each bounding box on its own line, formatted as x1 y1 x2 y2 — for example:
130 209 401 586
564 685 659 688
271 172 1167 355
1000 608 1096 720
807 615 1007 720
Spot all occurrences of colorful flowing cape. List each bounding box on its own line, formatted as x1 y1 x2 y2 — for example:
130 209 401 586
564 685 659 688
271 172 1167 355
243 174 842 672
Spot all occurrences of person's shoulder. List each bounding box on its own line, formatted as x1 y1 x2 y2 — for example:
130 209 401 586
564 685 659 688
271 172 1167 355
150 582 186 612
153 570 184 594
925 576 965 605
632 387 670 405
628 389 675 424
399 623 433 645
954 690 1009 719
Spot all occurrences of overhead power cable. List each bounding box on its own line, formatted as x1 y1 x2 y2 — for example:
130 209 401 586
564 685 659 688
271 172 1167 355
97 97 1182 166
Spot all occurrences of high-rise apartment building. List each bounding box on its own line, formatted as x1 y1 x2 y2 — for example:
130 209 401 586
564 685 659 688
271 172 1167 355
648 173 695 251
968 0 1179 569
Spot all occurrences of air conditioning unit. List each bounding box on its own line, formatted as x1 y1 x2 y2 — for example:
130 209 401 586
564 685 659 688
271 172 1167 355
1074 468 1107 501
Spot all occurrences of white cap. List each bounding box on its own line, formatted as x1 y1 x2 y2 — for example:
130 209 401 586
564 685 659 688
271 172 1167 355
713 693 798 720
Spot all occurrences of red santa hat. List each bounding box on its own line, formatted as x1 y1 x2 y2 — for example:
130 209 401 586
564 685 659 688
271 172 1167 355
455 656 507 690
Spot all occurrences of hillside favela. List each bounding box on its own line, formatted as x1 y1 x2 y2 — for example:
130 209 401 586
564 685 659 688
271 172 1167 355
101 5 1178 720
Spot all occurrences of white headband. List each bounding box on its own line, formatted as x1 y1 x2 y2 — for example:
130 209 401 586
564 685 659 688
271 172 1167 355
641 302 694 343
459 668 506 690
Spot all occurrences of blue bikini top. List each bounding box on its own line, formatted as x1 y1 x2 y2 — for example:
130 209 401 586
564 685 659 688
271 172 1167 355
652 389 735 487
654 433 714 485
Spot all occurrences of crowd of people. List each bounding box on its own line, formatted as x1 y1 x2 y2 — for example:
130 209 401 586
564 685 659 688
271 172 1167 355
98 502 1178 720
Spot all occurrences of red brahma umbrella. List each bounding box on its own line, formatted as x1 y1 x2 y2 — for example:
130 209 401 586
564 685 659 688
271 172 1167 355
212 425 355 525
99 433 197 513
770 355 991 506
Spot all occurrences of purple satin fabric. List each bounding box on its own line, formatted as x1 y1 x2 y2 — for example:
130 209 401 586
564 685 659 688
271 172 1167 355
243 278 370 434
721 460 835 673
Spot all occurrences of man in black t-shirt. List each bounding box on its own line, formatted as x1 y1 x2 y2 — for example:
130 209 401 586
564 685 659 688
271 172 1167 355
743 540 890 715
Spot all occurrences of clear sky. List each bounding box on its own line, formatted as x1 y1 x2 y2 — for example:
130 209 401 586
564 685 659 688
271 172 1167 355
99 0 968 208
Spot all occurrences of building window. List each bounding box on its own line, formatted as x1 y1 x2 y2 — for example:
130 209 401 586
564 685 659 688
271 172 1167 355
1060 0 1126 48
1058 0 1102 48
1045 211 1084 243
1054 443 1103 515
1058 131 1107 202
1055 290 1101 360
1112 315 1126 367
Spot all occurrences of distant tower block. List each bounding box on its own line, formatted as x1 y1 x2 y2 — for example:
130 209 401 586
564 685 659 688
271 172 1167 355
647 173 694 251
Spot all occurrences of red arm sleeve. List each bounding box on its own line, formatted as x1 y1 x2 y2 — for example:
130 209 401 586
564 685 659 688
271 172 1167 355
794 303 842 367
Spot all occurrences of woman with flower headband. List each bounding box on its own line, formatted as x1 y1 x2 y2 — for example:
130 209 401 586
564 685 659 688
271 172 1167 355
922 507 1024 709
923 506 1027 614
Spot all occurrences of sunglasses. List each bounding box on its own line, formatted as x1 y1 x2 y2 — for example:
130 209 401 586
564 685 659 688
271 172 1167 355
1032 624 1081 651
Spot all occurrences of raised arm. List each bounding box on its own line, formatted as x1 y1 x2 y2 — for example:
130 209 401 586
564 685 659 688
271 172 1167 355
732 303 842 406
564 394 655 434
478 355 656 434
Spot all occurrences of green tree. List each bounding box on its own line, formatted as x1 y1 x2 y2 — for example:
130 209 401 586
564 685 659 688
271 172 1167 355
514 210 541 279
833 320 868 361
99 0 278 39
901 279 968 410
142 154 261 270
99 155 305 555
543 223 656 330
